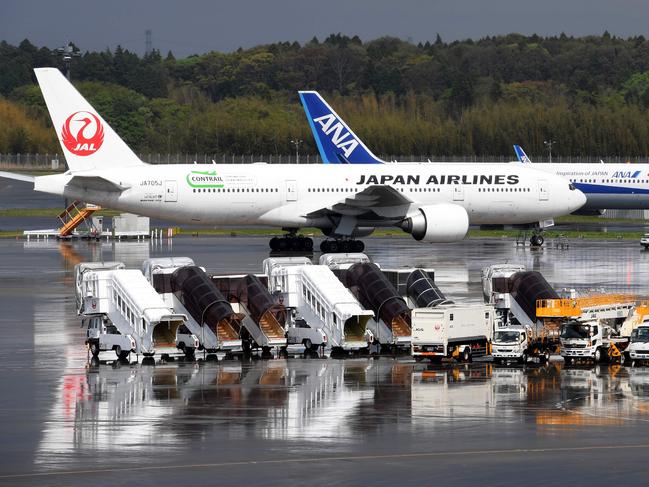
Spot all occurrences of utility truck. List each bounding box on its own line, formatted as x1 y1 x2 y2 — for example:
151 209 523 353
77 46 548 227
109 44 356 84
627 324 649 366
492 324 556 364
411 305 494 362
560 320 629 364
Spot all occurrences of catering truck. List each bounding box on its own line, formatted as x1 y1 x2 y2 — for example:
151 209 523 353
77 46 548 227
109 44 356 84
411 305 494 362
492 324 557 365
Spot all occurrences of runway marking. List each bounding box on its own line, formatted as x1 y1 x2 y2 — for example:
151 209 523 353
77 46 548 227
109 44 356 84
2 444 649 479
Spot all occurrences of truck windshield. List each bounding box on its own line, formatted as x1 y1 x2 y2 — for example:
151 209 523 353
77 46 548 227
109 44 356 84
494 331 520 343
631 328 649 342
560 324 590 339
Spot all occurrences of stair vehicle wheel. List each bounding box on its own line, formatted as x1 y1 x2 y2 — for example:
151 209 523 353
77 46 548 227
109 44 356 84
184 347 195 358
115 346 123 359
90 342 100 357
303 339 313 351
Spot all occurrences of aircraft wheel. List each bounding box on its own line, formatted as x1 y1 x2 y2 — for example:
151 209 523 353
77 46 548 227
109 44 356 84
328 241 339 253
269 237 280 251
320 240 330 253
352 240 365 252
303 238 314 251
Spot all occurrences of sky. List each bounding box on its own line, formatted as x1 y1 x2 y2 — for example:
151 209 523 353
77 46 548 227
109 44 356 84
1 0 649 58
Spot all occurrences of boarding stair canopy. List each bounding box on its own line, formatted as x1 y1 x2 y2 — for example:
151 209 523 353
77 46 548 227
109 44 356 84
244 274 286 340
509 271 559 325
406 269 453 308
345 263 411 336
58 200 101 237
171 266 242 342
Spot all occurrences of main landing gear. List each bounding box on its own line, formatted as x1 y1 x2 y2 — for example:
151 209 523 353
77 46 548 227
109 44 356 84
320 239 365 253
530 234 545 247
269 232 314 252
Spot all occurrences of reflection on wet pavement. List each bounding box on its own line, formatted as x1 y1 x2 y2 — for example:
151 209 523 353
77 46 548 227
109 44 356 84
3 236 649 483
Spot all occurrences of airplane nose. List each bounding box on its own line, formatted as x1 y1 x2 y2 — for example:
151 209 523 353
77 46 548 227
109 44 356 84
571 188 587 211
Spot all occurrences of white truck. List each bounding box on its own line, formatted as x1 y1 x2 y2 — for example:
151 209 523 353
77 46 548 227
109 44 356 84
85 315 136 360
560 320 629 364
627 325 649 366
411 305 494 362
492 324 556 364
286 318 328 351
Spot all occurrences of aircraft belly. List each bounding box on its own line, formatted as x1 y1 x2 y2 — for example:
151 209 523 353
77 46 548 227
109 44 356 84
584 193 649 210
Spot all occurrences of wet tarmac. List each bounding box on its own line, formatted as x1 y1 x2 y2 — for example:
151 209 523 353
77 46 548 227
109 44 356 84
2 236 649 485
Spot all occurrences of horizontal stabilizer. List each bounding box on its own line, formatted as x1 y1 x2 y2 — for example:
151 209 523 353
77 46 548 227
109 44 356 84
0 171 35 183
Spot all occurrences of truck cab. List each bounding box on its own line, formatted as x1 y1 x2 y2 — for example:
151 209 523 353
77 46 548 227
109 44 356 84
628 325 649 365
560 320 626 364
492 326 530 364
175 324 200 357
85 315 136 360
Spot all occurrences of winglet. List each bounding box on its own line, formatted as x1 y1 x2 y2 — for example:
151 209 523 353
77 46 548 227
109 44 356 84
513 144 532 163
299 91 384 164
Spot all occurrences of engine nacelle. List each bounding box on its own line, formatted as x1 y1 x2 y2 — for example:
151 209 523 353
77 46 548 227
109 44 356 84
400 204 469 243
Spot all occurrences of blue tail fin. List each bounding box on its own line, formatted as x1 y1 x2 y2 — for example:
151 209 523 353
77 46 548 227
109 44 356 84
513 144 532 163
299 91 384 164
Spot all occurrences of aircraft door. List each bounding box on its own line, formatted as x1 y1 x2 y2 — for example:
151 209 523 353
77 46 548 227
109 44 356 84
453 185 464 201
538 180 549 201
285 180 298 202
165 180 178 202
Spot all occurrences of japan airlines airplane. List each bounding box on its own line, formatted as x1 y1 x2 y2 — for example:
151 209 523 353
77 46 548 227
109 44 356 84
0 68 585 253
514 144 649 213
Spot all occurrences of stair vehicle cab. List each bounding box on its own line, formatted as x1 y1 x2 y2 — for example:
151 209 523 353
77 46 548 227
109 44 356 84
85 315 136 360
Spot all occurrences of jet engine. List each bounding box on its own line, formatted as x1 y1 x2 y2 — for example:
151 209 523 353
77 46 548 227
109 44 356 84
399 204 469 243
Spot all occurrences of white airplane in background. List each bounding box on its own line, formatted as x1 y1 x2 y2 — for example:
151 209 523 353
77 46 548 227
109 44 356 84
0 68 585 253
299 91 586 246
514 144 649 214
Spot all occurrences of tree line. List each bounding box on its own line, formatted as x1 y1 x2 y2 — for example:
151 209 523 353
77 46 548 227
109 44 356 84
3 33 649 158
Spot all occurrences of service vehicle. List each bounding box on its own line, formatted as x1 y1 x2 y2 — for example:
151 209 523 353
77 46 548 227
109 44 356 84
492 324 557 364
628 325 649 365
286 318 328 351
85 315 136 360
175 324 200 357
411 305 494 362
641 234 649 250
560 320 628 364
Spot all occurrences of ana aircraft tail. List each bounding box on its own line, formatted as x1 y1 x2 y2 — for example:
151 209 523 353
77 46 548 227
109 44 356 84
299 91 383 164
513 144 532 163
34 68 145 172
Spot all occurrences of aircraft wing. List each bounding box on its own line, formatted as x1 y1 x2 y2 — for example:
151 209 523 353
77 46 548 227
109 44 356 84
304 185 413 220
66 175 130 193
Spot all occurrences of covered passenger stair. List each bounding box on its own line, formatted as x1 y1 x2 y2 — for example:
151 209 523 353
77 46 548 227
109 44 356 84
171 266 243 346
237 274 287 349
507 271 559 327
58 201 101 237
344 263 412 344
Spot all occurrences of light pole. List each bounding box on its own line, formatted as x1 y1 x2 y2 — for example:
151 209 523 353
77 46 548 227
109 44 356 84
290 139 303 164
543 139 556 163
54 42 81 81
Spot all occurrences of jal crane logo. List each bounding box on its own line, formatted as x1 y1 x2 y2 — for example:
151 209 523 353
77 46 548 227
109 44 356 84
61 111 105 156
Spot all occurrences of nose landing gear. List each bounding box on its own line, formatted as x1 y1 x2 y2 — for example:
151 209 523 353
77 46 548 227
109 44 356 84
320 239 365 253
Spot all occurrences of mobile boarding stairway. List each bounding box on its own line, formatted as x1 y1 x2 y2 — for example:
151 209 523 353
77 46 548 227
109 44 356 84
76 263 187 358
263 257 374 352
143 258 243 354
212 273 287 352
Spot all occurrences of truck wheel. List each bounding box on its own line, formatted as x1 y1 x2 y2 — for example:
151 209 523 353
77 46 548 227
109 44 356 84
303 339 313 351
90 342 100 357
462 347 472 363
594 347 602 363
184 347 195 359
520 352 528 365
494 357 502 365
542 349 551 364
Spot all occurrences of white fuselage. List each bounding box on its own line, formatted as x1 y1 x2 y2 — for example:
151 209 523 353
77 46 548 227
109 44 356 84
34 162 584 229
525 163 649 209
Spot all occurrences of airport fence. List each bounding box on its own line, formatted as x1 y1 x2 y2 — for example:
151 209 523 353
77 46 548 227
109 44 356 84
2 153 649 170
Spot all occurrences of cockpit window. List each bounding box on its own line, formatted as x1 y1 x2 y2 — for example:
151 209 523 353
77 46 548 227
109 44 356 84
569 184 576 191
